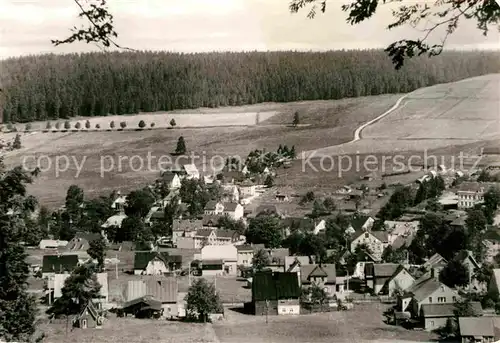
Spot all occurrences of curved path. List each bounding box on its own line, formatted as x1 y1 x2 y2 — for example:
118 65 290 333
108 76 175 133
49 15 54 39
351 94 409 142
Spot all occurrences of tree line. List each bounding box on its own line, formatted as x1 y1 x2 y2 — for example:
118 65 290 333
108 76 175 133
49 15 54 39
2 50 500 123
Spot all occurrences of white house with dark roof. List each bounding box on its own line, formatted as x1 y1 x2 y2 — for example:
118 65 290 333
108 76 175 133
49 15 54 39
172 219 202 246
299 264 339 298
350 230 389 261
204 201 224 215
239 180 256 198
457 181 497 209
236 244 265 267
223 202 244 220
161 171 181 190
201 245 238 275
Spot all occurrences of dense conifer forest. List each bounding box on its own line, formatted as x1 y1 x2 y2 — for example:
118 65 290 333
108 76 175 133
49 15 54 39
1 50 499 123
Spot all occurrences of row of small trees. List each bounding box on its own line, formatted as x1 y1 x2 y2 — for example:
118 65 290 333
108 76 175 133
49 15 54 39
3 118 178 132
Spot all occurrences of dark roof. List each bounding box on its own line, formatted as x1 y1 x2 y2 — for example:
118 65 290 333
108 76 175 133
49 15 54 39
204 201 219 211
217 229 238 239
220 170 245 183
236 244 265 252
406 277 450 303
223 202 240 212
252 271 300 302
301 264 336 284
455 250 480 269
421 302 482 318
281 217 314 231
133 252 182 270
195 229 213 237
173 219 203 232
123 295 162 312
42 255 79 273
151 209 165 219
255 204 279 216
352 230 388 243
484 226 500 242
202 259 223 266
350 216 371 231
161 171 178 182
202 214 223 227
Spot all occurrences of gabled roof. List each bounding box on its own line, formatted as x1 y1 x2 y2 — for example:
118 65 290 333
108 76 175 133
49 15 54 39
406 277 452 303
78 301 100 321
204 201 220 211
352 230 388 243
300 264 336 284
237 244 265 252
42 254 79 273
133 252 182 270
380 265 414 294
458 181 497 193
373 263 400 278
123 295 162 311
223 202 240 212
459 317 494 337
423 253 447 269
202 214 223 227
285 256 311 271
455 250 480 269
252 271 301 301
350 216 372 231
161 171 179 183
195 228 214 237
216 229 238 239
421 302 482 318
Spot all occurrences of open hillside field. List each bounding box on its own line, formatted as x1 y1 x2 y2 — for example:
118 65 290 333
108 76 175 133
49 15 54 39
214 304 436 343
1 94 400 207
307 73 500 157
40 317 218 343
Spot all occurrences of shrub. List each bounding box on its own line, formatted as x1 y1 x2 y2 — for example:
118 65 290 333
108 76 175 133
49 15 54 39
138 120 146 128
170 119 176 127
95 123 101 129
75 122 81 129
85 120 91 129
150 122 155 128
6 123 13 131
120 121 127 129
25 123 32 131
110 121 115 129
64 121 71 129
55 122 61 129
46 122 52 130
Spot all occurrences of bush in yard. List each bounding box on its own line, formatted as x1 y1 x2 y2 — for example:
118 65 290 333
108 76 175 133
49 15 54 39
95 123 100 129
55 122 61 129
175 136 186 155
46 122 52 130
24 123 32 131
74 122 81 129
85 120 91 129
170 118 176 128
138 120 146 129
110 121 115 129
64 121 71 130
150 122 155 128
120 121 127 129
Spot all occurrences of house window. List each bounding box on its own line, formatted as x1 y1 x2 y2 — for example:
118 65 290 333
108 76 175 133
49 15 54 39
438 297 446 303
428 297 432 303
430 321 434 327
452 296 457 302
365 233 369 238
281 308 286 313
81 319 87 329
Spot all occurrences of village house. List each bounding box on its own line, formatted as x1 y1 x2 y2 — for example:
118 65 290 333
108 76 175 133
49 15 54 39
65 232 104 252
459 317 495 343
239 180 256 198
204 201 224 215
223 202 244 220
275 193 289 202
42 254 79 278
101 213 127 229
192 228 240 249
201 259 225 276
111 192 127 213
266 248 290 272
73 301 103 329
237 244 266 267
457 181 497 209
222 185 239 203
421 302 482 331
179 163 200 179
251 271 301 316
385 221 419 246
133 252 182 275
122 296 163 318
350 229 389 261
160 171 181 189
422 253 448 279
454 250 481 290
347 215 375 233
285 256 311 273
281 217 326 237
365 264 415 296
39 239 68 250
201 245 238 276
49 272 109 309
126 277 180 318
299 264 338 298
217 170 245 185
399 272 460 319
172 219 202 246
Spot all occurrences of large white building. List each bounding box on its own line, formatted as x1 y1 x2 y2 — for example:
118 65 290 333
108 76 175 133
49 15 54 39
457 182 497 209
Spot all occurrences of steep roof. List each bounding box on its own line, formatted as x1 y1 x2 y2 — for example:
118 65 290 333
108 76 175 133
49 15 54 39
42 254 79 273
373 263 400 278
423 253 447 269
350 216 372 231
300 264 336 284
202 214 223 227
216 229 238 239
195 229 214 238
458 181 497 193
182 163 199 175
252 271 300 302
223 202 240 212
281 217 314 231
133 252 181 270
285 256 311 271
455 250 480 269
421 302 482 318
204 201 219 211
123 295 162 311
352 230 388 243
406 277 451 303
161 171 178 183
459 317 494 337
